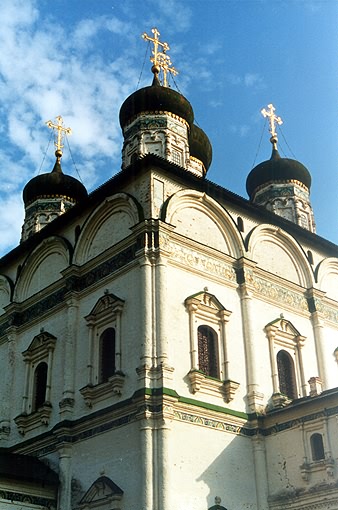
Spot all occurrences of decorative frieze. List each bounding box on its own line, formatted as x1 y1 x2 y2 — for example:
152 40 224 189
173 409 249 436
244 268 308 312
169 242 236 283
313 297 338 324
0 489 57 509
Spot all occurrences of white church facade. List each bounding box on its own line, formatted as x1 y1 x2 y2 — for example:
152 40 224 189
0 29 337 510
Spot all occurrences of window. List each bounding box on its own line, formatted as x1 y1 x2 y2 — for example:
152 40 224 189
80 293 125 407
299 425 334 481
277 350 297 399
310 433 325 461
265 317 307 408
198 325 219 378
171 148 182 166
185 290 239 402
33 362 48 411
14 330 56 434
99 328 116 383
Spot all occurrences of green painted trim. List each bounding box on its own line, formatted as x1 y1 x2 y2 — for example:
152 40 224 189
176 395 249 420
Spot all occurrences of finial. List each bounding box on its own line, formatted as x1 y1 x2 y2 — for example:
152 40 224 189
46 115 72 160
261 103 283 150
142 27 178 87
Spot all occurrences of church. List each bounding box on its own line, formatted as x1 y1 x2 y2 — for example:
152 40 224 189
0 28 337 510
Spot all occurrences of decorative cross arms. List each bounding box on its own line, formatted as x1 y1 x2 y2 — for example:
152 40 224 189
261 103 283 144
46 115 72 157
142 27 178 86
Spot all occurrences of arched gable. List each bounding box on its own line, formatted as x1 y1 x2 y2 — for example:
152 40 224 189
14 236 70 302
74 192 142 265
163 189 244 258
0 275 13 315
316 257 338 302
247 224 313 288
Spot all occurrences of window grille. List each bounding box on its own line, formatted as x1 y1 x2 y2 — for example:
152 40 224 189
277 350 297 399
33 362 48 411
99 328 116 383
198 325 219 378
310 433 325 461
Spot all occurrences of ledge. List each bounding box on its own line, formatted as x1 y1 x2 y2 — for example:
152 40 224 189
80 372 125 408
188 370 239 403
14 402 52 435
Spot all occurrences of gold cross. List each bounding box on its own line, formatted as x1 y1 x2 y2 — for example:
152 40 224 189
46 115 72 156
261 104 283 140
142 27 178 86
142 28 169 67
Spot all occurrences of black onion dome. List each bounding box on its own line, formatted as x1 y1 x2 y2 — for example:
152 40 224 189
189 124 212 171
246 148 312 199
23 159 88 206
119 76 194 129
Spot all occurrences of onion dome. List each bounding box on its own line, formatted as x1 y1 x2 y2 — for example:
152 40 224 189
189 124 212 171
119 70 194 130
246 146 311 200
23 153 87 206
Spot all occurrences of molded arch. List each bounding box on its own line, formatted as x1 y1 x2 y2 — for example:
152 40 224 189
14 236 71 302
246 224 314 288
162 189 244 258
74 192 142 265
0 275 13 315
316 257 338 301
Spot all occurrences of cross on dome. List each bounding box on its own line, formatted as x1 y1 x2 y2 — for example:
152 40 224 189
261 103 283 148
46 115 72 159
142 27 178 87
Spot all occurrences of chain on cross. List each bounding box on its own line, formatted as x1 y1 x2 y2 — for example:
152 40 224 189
261 104 283 141
142 27 178 86
46 115 72 157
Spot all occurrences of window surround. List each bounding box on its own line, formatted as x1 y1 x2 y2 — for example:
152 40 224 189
265 317 307 408
14 330 56 435
80 293 125 408
300 421 335 481
185 290 238 402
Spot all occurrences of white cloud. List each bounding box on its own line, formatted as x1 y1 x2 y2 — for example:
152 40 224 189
244 73 264 88
0 0 142 254
0 192 24 255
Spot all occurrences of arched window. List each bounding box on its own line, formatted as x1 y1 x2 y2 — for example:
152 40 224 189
33 362 48 411
277 350 297 399
99 328 116 383
198 325 219 378
310 433 325 461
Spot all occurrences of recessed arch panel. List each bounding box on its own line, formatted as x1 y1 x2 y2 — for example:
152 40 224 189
247 224 313 287
74 193 142 265
316 257 338 302
14 236 70 302
0 275 12 315
163 189 244 258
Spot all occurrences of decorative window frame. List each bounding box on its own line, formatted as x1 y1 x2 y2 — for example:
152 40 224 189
14 330 56 435
185 290 238 402
80 293 125 408
299 419 335 481
265 317 307 408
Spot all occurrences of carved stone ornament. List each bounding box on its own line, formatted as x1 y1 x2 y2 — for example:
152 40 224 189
221 379 240 403
77 475 123 510
271 392 292 409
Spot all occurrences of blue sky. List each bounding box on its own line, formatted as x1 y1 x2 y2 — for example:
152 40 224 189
0 0 337 255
